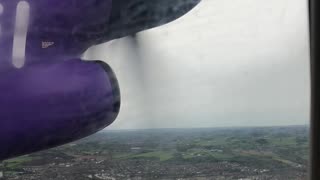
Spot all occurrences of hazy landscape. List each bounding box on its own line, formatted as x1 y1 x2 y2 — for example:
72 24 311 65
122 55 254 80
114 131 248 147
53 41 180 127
0 125 309 180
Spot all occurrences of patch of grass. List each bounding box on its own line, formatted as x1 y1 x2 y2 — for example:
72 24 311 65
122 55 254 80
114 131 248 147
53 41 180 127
3 156 33 169
210 152 235 160
113 153 132 159
236 149 302 168
183 149 234 161
195 138 227 147
269 137 297 146
129 151 174 161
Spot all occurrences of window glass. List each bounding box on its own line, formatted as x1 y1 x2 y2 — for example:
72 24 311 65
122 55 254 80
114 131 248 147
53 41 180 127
0 0 310 179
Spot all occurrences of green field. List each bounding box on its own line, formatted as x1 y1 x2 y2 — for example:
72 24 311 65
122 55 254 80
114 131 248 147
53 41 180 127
0 126 309 180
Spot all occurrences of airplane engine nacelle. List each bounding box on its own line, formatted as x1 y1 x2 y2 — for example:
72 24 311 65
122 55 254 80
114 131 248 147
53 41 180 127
0 0 120 161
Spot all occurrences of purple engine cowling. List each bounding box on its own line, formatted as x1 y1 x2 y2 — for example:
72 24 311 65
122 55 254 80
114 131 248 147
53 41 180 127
0 0 120 161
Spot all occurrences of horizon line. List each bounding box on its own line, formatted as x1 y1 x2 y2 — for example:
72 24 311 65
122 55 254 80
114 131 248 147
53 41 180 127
102 124 309 132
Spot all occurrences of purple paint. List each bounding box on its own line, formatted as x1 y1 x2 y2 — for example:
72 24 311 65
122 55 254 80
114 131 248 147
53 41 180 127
0 0 119 160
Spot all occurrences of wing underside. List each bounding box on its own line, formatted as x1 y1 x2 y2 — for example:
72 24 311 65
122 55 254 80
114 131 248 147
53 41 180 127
74 0 201 45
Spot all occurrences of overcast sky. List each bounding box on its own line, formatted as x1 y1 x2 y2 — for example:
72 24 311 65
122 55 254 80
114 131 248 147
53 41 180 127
85 0 310 130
